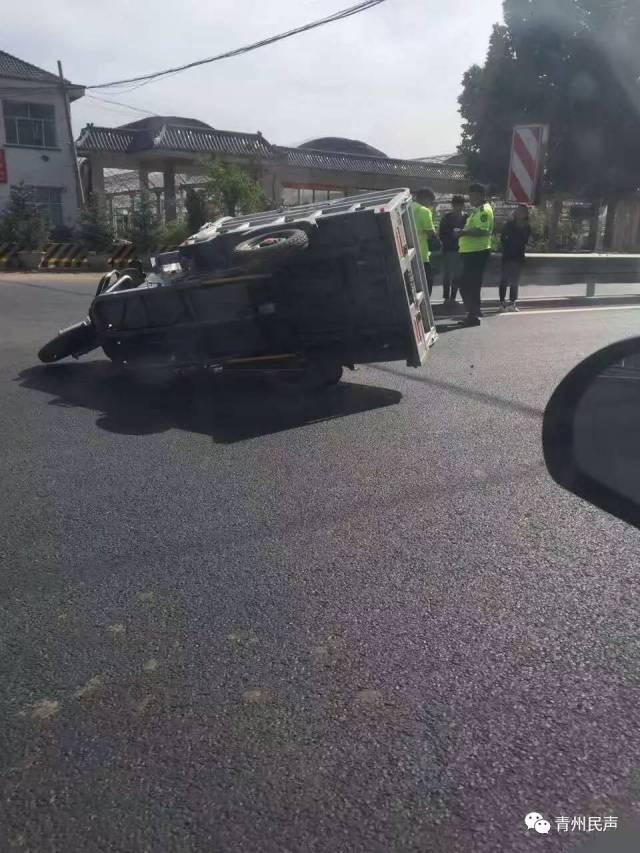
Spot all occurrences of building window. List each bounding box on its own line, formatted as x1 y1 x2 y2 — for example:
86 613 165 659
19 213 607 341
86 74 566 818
281 185 347 206
3 101 56 148
33 187 64 226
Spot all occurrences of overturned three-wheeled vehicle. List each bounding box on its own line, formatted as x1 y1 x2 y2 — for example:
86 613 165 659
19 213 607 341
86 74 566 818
38 188 437 393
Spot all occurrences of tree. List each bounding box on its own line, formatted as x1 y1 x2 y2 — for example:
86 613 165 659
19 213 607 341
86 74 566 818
77 194 113 252
124 191 162 254
160 217 191 247
185 187 207 234
458 24 520 189
0 182 48 249
458 0 640 200
204 158 267 217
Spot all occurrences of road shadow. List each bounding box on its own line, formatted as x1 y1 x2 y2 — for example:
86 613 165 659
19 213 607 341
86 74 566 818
431 303 465 321
433 305 503 335
435 322 466 336
370 363 542 420
17 361 402 444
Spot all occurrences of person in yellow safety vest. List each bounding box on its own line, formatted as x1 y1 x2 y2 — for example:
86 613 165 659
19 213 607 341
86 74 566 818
455 183 495 327
412 187 437 296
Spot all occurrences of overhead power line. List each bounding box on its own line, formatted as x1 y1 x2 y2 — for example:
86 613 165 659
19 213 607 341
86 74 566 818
86 93 157 116
87 0 390 90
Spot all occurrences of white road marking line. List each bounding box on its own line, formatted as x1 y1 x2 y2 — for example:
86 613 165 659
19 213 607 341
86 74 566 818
499 305 640 316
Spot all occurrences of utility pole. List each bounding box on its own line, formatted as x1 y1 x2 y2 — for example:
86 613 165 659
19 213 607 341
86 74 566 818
57 60 84 212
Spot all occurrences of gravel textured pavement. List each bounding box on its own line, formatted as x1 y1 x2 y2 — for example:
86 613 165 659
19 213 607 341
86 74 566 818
1 274 640 852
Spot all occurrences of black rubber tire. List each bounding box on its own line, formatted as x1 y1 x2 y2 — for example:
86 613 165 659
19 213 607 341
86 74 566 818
232 229 309 270
267 361 343 396
38 320 99 364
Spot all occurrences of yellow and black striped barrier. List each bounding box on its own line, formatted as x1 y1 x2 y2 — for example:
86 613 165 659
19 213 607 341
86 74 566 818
40 243 88 270
108 244 138 269
0 242 187 273
109 244 183 270
0 242 19 270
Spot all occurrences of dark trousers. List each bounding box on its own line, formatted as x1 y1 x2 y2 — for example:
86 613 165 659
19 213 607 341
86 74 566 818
423 261 434 297
499 258 524 303
442 251 461 301
460 250 491 320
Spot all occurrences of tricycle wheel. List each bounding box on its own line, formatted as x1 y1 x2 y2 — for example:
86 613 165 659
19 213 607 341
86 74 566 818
267 361 343 395
232 229 308 270
38 319 99 363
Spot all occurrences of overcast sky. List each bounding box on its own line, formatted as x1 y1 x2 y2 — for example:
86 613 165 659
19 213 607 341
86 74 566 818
8 0 504 158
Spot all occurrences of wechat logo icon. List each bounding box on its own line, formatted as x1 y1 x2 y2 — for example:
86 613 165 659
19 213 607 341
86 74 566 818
525 812 551 835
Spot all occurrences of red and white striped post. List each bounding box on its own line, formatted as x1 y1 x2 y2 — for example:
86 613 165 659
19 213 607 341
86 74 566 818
506 124 549 204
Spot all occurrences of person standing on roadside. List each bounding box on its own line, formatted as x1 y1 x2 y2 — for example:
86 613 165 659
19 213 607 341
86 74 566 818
438 195 466 305
499 204 531 311
412 188 437 296
456 183 494 327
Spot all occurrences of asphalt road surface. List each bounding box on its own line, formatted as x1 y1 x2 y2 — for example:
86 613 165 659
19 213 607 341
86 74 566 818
2 274 640 853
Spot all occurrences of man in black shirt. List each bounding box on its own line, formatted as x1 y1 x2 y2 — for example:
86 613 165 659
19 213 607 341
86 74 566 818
438 195 466 305
499 205 531 311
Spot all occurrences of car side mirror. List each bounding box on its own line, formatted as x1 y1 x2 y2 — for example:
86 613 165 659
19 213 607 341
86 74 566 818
543 337 640 529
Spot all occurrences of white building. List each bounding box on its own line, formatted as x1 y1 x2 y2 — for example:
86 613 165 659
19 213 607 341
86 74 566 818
0 50 84 230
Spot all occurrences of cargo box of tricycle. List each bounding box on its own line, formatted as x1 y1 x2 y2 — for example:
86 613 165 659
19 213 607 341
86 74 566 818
83 188 436 386
175 187 437 368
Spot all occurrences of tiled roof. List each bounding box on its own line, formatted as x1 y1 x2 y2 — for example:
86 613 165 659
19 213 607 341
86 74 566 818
277 146 468 181
76 122 275 158
0 49 64 83
77 126 136 154
76 120 469 184
154 125 274 156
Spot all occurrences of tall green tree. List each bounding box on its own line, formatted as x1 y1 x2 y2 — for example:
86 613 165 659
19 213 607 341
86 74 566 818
185 187 207 234
458 24 520 188
204 158 267 217
124 192 162 254
458 0 640 199
160 217 191 247
0 182 48 249
77 194 113 252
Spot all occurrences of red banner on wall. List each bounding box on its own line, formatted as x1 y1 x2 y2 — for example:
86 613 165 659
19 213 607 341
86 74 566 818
0 150 7 184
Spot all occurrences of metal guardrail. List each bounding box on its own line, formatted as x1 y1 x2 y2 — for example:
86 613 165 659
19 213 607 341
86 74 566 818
487 253 640 297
